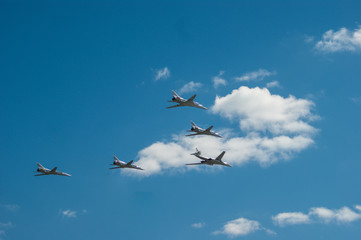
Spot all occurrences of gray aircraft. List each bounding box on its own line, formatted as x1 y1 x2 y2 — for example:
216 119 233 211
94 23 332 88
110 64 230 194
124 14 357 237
186 149 232 167
167 90 207 110
34 163 71 177
109 156 144 170
186 121 222 138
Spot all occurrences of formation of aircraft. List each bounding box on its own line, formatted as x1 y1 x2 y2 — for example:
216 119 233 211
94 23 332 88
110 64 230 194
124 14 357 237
34 163 71 177
34 90 231 176
186 149 232 167
186 121 222 138
109 156 144 170
167 90 207 110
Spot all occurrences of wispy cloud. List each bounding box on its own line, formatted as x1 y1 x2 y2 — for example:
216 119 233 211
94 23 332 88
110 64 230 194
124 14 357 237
315 26 361 53
154 67 170 81
178 81 203 94
273 205 361 227
0 203 19 211
305 35 314 43
0 223 12 229
192 222 206 229
234 69 275 82
213 71 227 88
60 209 77 218
0 222 13 240
350 96 361 104
130 86 317 176
266 81 280 88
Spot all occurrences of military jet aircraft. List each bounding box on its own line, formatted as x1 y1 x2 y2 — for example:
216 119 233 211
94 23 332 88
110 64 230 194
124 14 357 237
167 90 207 110
109 156 144 170
34 163 71 177
186 121 222 138
186 149 232 167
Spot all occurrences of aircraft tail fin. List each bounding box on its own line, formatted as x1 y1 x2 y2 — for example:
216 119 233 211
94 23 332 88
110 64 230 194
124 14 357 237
113 155 119 161
36 163 45 169
171 90 179 97
187 94 196 102
205 125 213 132
216 151 226 161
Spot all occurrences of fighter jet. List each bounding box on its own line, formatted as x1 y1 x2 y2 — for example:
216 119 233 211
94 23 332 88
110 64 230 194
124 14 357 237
34 163 71 177
167 90 207 110
186 149 232 167
186 121 222 138
109 156 144 170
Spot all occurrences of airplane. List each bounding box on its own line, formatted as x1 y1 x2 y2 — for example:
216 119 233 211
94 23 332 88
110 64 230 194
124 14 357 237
186 121 222 138
186 149 232 167
167 90 207 110
109 156 144 170
34 163 71 177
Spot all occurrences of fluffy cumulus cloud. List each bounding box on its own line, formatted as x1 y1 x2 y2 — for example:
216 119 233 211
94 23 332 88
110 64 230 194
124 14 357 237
213 71 227 88
272 212 310 226
213 218 261 237
179 81 203 94
154 67 170 81
315 26 361 53
212 87 316 135
234 69 275 82
273 205 361 227
130 86 317 176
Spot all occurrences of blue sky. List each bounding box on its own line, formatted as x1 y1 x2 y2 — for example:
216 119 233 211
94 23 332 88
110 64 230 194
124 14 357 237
1 1 361 239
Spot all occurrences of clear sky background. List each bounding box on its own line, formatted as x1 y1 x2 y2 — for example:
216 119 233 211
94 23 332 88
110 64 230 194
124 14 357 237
1 1 361 239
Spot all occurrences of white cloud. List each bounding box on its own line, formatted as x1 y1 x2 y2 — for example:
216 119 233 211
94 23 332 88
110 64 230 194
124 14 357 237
212 86 317 135
272 212 310 226
178 81 203 94
154 67 170 81
315 26 361 53
60 209 77 218
234 69 275 82
130 86 317 176
213 71 227 88
274 205 361 227
192 222 206 228
266 81 280 88
213 218 261 238
310 206 361 223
